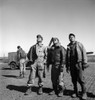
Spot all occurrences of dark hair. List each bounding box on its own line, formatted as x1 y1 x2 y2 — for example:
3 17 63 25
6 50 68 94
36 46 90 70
36 34 43 40
53 37 59 42
69 33 75 38
17 46 20 49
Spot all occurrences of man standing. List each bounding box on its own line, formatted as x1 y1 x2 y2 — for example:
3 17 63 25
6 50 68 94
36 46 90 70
25 34 47 95
47 37 66 97
66 33 88 100
17 46 26 78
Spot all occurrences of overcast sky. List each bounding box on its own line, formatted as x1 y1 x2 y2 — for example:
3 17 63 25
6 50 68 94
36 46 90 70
0 0 95 57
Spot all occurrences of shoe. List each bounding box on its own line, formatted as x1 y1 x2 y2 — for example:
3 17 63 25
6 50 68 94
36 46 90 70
57 92 63 97
72 93 78 98
27 83 33 87
82 93 87 100
38 86 43 95
17 75 23 79
57 85 66 97
49 90 55 95
25 87 32 95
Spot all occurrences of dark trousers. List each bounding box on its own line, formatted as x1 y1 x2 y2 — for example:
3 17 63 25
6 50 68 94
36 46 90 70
70 62 86 94
51 64 64 92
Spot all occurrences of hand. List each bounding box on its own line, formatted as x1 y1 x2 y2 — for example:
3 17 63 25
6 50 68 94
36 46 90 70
66 68 69 73
83 63 89 69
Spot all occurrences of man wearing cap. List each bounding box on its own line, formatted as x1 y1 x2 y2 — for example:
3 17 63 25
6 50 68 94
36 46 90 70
66 33 88 100
47 37 66 97
25 34 47 95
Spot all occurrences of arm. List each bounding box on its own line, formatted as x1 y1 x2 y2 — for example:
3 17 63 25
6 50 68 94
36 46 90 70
65 46 70 73
80 43 88 69
60 46 66 72
17 50 21 61
27 46 33 63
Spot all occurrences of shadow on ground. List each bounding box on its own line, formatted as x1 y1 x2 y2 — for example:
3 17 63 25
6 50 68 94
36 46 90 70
1 67 12 70
6 85 52 94
87 92 95 98
2 75 17 78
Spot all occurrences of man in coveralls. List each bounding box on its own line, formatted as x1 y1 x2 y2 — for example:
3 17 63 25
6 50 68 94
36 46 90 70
66 33 88 100
47 37 66 97
25 34 47 95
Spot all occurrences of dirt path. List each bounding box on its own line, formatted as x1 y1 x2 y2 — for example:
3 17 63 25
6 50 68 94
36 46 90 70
0 63 95 100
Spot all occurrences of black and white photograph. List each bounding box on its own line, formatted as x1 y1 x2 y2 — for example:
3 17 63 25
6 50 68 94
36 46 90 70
0 0 95 100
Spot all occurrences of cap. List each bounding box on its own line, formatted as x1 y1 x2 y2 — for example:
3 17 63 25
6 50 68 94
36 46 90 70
36 34 43 40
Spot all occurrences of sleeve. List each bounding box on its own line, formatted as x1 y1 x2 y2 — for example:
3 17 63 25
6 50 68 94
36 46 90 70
80 43 88 64
17 50 21 61
60 46 66 72
79 43 88 69
43 46 47 64
27 46 33 62
65 46 70 70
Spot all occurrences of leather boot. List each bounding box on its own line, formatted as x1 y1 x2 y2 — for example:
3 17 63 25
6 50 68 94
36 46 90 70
72 87 78 98
38 86 43 95
25 87 32 95
82 93 87 100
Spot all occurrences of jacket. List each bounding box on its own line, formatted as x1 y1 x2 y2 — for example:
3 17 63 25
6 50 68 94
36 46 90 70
27 44 47 64
48 43 66 71
66 41 87 70
17 48 26 61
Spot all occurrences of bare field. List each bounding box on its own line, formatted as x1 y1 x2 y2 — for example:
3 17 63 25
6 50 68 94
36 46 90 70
0 62 95 100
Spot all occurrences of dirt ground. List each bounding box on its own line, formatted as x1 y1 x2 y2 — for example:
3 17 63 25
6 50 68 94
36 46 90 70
0 63 95 100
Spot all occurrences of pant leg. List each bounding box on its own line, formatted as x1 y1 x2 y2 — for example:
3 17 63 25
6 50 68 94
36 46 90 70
70 68 78 93
19 59 24 75
59 71 64 86
51 66 59 91
23 59 26 73
38 69 44 86
77 63 86 93
27 62 37 85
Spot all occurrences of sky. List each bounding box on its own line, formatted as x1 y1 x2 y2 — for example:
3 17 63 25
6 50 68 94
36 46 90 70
0 0 95 57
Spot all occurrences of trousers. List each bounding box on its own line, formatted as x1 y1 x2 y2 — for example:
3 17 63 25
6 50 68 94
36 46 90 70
27 60 44 86
19 58 26 75
70 62 86 93
51 64 64 89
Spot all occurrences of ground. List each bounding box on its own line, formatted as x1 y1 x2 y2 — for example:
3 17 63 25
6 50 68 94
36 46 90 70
0 62 95 100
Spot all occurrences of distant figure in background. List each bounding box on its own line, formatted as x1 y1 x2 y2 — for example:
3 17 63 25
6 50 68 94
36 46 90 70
25 34 47 95
66 33 88 100
47 37 66 97
17 46 26 78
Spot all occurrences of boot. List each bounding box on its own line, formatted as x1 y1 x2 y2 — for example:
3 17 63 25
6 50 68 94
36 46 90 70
72 87 78 98
17 73 23 79
82 93 87 100
49 89 55 95
81 84 87 99
25 87 32 95
57 85 66 97
38 86 43 95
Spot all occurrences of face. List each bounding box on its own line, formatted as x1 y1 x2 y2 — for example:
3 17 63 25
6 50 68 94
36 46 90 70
53 38 59 45
37 37 42 43
69 35 75 42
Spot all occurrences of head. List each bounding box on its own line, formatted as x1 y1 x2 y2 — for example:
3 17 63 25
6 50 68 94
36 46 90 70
52 37 59 46
17 46 21 50
36 34 43 44
69 33 76 43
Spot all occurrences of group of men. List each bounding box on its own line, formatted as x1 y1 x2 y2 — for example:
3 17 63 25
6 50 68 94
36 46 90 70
17 33 88 100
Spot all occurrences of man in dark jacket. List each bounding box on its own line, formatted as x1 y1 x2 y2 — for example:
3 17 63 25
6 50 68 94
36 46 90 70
66 33 88 100
25 34 47 95
47 37 66 97
17 46 26 78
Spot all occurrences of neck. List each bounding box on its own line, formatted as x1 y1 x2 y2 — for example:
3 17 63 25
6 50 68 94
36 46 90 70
71 41 75 44
37 42 42 46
